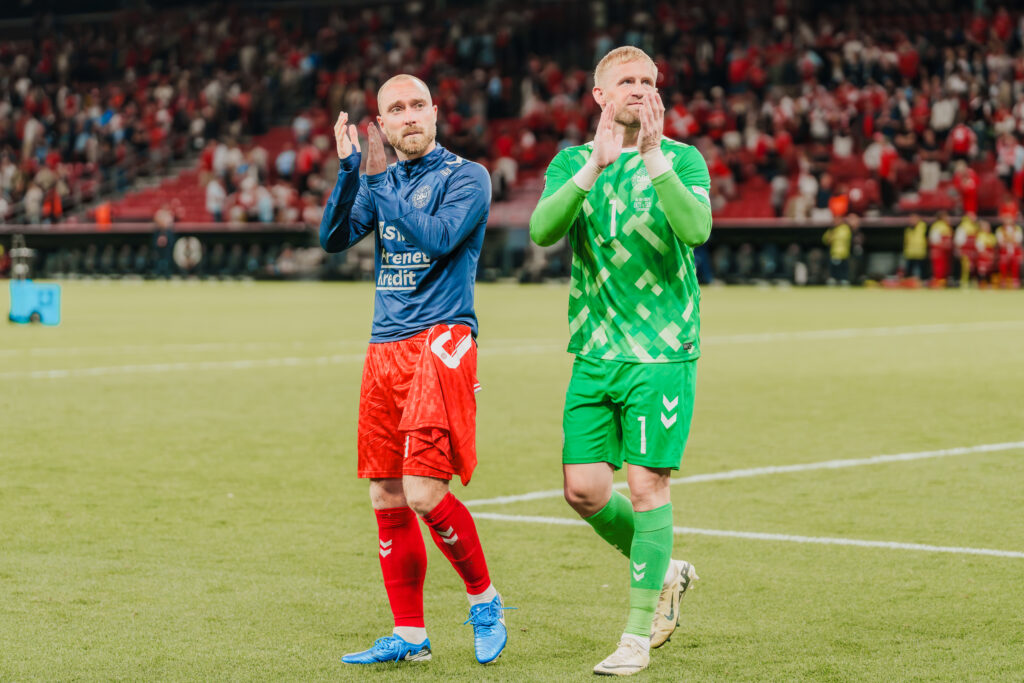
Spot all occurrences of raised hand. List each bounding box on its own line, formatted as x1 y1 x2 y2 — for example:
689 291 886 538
334 111 360 160
365 122 388 176
591 101 623 170
638 91 665 155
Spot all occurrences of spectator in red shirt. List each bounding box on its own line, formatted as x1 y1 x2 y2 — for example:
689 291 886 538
948 122 977 161
953 161 980 215
865 134 899 210
295 143 320 193
897 40 919 82
996 215 1023 287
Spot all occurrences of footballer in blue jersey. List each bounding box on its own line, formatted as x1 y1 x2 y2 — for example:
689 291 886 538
320 75 509 667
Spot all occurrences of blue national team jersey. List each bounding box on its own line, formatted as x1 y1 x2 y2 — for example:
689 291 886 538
319 145 490 342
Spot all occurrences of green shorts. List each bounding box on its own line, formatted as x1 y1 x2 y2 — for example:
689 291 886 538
562 356 697 470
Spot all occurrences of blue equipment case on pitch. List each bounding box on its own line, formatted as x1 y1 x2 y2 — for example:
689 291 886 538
9 280 61 325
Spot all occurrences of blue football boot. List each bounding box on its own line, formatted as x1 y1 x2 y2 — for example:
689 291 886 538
341 634 432 664
464 594 512 664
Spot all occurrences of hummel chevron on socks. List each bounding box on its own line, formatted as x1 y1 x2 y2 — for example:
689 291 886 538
583 490 634 557
422 492 491 594
375 506 427 628
624 503 674 638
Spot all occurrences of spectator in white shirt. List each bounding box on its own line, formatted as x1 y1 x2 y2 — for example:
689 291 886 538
206 177 226 222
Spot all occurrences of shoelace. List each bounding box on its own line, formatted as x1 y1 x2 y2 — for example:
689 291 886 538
371 636 402 658
600 639 647 665
463 603 518 628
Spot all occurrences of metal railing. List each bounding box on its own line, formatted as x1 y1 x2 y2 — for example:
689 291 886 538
1 145 186 226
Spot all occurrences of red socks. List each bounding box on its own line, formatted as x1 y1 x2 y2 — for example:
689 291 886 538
374 494 490 629
421 492 491 595
375 506 427 627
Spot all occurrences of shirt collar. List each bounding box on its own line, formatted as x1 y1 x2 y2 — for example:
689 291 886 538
396 144 445 177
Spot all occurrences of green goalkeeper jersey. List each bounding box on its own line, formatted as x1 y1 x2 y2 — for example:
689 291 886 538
539 139 712 363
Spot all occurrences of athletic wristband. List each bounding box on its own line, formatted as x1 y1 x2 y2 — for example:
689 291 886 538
641 148 672 180
572 158 603 192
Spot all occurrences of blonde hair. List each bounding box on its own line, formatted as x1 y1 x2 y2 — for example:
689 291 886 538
594 46 657 87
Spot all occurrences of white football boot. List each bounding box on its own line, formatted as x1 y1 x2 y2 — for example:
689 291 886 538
593 636 651 676
650 559 699 648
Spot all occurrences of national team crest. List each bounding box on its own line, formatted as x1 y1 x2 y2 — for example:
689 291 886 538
411 184 432 209
632 168 651 191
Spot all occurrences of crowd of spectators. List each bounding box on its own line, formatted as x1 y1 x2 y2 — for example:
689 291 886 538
196 110 339 228
189 0 583 226
261 0 1024 222
7 1 1024 228
0 5 314 223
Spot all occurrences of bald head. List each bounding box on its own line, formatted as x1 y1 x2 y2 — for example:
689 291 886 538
377 74 432 112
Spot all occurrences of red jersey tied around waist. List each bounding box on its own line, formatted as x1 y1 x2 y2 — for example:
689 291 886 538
357 323 480 485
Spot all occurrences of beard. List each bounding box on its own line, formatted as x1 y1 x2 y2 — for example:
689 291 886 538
386 121 437 156
614 106 642 129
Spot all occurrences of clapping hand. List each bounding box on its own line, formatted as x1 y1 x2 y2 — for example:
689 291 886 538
334 111 360 160
365 122 388 176
592 102 624 170
638 91 664 155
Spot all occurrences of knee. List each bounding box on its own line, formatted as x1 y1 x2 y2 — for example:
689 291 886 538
563 482 605 518
369 479 406 510
404 493 437 517
628 480 670 512
629 489 658 511
403 482 447 517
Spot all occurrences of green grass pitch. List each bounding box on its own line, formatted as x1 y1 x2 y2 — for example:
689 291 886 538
2 281 1023 681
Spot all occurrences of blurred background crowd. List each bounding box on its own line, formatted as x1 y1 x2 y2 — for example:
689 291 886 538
1 0 1023 284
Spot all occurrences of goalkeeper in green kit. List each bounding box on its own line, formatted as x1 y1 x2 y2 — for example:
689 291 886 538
529 46 710 677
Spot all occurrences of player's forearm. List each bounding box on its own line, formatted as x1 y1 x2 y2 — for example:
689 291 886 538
367 171 487 259
647 153 712 246
319 154 366 252
529 180 588 247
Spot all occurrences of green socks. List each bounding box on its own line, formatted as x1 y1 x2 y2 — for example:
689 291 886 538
624 503 674 638
582 496 675 638
582 490 635 557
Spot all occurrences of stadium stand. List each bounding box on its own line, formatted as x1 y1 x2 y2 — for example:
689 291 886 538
6 1 1024 222
0 4 312 223
2 0 1024 284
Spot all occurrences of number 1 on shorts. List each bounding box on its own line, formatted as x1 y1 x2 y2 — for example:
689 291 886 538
637 415 647 454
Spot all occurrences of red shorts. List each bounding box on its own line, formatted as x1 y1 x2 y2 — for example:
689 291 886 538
357 324 480 485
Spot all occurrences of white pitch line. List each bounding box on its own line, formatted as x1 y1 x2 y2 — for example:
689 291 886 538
0 354 369 380
470 512 1024 559
0 343 566 380
0 337 562 359
6 318 1023 362
464 441 1024 508
0 340 365 358
700 320 1024 345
